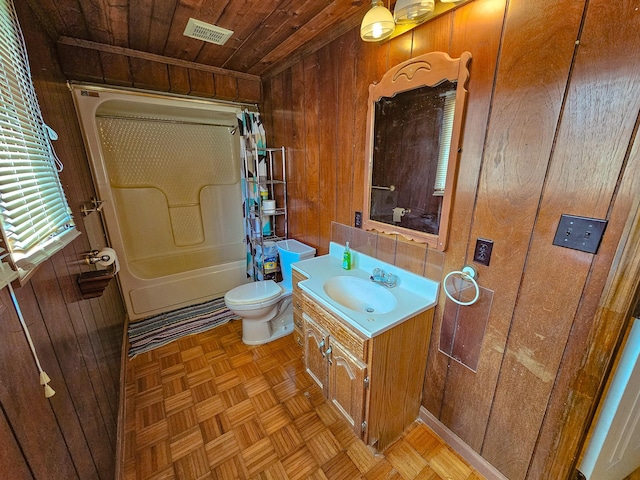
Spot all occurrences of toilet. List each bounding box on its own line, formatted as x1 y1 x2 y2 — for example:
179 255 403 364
224 239 316 345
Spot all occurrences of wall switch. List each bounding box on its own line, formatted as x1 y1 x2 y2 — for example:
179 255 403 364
552 214 607 254
473 238 493 266
354 211 363 228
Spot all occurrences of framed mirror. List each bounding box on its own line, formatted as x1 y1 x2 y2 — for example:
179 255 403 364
363 51 472 250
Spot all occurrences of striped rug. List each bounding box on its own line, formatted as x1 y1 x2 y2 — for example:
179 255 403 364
127 296 239 357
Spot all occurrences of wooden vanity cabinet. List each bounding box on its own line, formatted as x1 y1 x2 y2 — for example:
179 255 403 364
303 316 329 392
326 332 368 438
301 291 433 451
303 313 368 437
291 269 307 349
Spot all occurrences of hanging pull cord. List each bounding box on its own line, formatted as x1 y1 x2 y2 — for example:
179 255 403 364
8 283 55 398
42 123 64 172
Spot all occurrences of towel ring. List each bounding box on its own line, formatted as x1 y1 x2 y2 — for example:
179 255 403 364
443 265 480 306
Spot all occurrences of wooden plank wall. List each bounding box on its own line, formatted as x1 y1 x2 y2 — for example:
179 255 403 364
11 0 640 478
261 0 640 479
0 2 127 478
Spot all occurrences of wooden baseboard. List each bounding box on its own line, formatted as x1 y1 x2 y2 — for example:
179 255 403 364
419 406 508 480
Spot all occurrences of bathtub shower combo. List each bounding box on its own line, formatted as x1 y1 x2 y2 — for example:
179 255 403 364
72 85 249 320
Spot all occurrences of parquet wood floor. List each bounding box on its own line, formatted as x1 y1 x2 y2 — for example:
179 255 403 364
122 320 485 480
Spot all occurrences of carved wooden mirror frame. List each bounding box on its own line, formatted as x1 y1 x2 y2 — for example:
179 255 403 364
363 51 472 250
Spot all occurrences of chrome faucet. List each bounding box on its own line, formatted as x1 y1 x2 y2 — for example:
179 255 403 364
370 268 397 288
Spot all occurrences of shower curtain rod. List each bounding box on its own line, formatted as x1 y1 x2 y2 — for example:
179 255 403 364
68 81 259 109
95 114 236 128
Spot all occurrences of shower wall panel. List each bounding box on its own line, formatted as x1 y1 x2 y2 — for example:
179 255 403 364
72 86 248 320
97 117 244 263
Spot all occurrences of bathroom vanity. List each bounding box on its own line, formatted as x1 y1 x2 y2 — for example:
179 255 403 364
292 269 307 350
291 243 439 451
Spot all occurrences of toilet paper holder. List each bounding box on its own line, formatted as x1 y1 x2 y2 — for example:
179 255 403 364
85 249 109 265
78 248 119 299
393 207 411 223
84 248 118 271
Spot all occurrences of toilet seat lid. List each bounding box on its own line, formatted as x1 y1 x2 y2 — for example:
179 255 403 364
225 280 283 305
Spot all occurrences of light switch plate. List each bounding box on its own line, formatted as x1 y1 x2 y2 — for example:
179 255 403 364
552 214 607 254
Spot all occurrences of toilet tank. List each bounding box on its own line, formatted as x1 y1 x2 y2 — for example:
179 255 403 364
276 239 316 290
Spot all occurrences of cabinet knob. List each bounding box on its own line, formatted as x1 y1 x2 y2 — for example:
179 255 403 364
326 346 333 365
319 339 325 356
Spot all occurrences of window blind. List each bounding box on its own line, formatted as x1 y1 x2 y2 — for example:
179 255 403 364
0 0 79 282
433 89 457 196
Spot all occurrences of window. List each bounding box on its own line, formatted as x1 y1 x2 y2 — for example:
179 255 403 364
0 0 79 284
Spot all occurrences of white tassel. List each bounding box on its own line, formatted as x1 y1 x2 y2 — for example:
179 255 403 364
8 284 56 399
44 384 56 398
39 371 51 385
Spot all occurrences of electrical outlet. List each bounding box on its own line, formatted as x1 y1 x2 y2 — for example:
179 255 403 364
354 211 363 229
473 238 493 266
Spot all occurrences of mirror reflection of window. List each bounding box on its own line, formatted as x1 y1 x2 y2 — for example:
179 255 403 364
370 81 456 235
434 90 456 196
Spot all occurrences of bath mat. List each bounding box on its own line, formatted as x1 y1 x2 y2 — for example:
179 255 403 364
127 297 239 357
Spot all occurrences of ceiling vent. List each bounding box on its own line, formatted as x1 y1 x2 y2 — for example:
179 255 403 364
183 18 233 46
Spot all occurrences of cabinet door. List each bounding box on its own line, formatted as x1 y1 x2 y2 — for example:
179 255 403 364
304 315 328 395
328 338 368 439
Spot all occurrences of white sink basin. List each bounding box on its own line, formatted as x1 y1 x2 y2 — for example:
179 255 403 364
293 243 439 338
323 276 397 314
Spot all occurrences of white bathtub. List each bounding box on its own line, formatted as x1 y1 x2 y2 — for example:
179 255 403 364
71 85 249 320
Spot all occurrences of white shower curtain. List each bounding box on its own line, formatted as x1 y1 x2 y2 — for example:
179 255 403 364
237 110 267 279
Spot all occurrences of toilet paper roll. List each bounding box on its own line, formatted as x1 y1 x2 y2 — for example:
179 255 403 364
262 199 276 214
393 207 406 223
95 247 119 273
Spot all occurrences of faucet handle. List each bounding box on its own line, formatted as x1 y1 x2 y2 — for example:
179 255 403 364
385 273 397 287
370 268 397 287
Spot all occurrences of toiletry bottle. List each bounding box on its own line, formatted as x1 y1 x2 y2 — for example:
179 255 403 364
260 188 269 206
262 215 272 236
342 242 351 270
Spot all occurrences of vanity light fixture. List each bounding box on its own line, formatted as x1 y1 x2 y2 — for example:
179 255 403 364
393 0 435 24
362 0 473 43
360 0 396 42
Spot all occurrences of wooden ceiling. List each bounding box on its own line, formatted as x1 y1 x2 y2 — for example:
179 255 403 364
23 0 373 80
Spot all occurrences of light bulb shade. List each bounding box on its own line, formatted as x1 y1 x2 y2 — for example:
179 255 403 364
393 0 435 24
361 2 395 42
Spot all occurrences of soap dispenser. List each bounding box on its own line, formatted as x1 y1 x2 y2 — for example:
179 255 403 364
342 242 351 270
